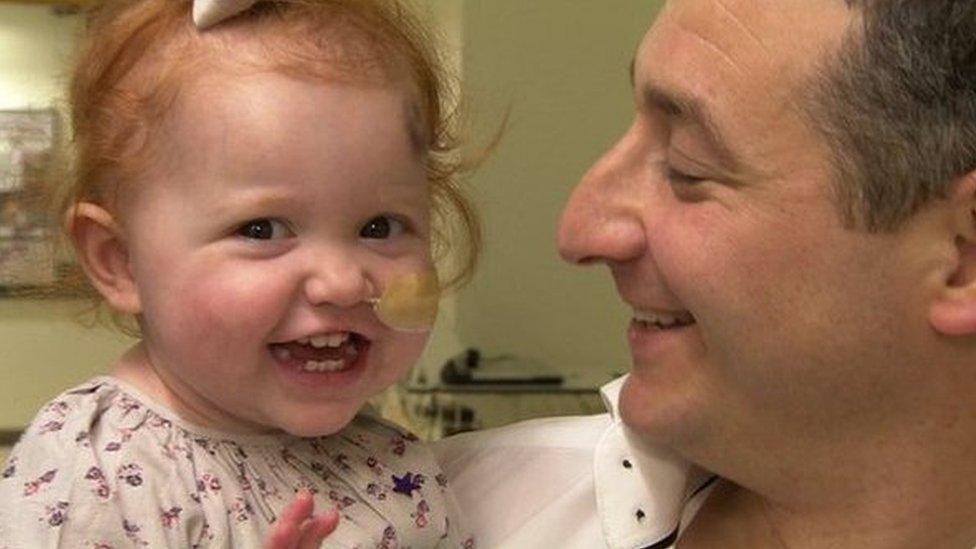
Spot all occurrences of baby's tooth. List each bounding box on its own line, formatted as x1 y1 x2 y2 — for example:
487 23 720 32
301 359 346 372
321 359 344 372
272 346 292 361
309 335 329 349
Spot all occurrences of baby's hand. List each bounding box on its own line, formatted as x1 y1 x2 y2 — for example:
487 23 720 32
264 490 340 549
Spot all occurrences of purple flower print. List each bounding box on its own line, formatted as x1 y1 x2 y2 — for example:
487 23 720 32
366 482 387 500
161 506 183 528
117 396 142 416
327 490 356 510
435 473 448 488
123 518 149 546
43 501 69 527
390 437 406 456
333 453 351 472
149 416 172 429
190 520 214 548
117 464 144 487
23 469 57 497
2 460 15 479
38 420 63 435
195 473 222 494
43 401 69 417
74 430 90 447
412 499 430 528
86 466 111 499
391 472 423 497
228 497 254 523
309 439 326 455
379 525 398 549
103 429 134 452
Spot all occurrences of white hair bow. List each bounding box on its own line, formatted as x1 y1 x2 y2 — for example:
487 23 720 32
193 0 260 29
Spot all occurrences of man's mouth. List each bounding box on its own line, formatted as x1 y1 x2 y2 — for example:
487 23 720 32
632 309 696 330
269 332 367 373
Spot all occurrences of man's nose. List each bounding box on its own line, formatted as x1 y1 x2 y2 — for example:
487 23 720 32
557 136 647 266
303 252 375 309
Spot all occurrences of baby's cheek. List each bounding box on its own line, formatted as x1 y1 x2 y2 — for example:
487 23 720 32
174 271 283 344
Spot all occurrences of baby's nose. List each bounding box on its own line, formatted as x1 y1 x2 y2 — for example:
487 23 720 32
303 260 374 309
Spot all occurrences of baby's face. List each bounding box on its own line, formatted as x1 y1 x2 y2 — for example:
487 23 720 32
121 70 433 436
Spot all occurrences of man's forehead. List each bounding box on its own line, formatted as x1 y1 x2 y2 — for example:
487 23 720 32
624 0 858 181
635 0 855 83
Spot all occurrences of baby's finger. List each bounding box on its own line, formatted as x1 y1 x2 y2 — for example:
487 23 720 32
265 522 301 549
281 490 315 524
264 491 315 549
296 509 340 549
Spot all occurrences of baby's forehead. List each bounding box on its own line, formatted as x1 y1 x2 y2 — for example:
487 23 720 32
156 26 428 141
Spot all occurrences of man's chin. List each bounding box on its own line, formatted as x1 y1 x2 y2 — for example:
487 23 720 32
618 373 703 447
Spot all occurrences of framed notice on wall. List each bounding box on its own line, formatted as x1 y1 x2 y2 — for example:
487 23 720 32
0 109 60 289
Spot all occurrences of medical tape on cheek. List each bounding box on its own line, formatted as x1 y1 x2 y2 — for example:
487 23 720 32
369 270 440 332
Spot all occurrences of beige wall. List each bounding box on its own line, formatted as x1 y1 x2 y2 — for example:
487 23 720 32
454 2 663 386
0 5 130 435
0 3 81 110
0 300 130 430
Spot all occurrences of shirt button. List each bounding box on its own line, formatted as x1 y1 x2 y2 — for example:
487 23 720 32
622 459 633 469
636 509 646 522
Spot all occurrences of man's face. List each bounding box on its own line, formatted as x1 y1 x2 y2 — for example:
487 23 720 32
558 0 945 468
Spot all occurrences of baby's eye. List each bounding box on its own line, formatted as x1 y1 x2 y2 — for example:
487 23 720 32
360 216 406 240
236 218 291 240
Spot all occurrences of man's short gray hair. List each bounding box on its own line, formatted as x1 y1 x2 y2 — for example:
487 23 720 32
809 0 976 231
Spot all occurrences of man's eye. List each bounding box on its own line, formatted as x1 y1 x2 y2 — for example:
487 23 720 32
360 216 405 239
236 218 290 240
666 167 706 185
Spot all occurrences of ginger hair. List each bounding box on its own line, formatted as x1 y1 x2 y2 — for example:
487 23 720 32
60 0 479 329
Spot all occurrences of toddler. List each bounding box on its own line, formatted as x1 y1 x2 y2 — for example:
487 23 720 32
0 0 478 546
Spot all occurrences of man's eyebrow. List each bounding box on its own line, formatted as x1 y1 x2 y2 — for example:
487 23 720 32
628 58 742 170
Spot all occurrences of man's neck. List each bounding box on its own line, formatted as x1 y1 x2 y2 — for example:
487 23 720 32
678 476 976 549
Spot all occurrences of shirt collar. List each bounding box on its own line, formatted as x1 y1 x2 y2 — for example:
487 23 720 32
599 375 628 422
595 375 712 548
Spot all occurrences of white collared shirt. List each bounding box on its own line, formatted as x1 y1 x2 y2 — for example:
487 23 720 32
431 376 717 549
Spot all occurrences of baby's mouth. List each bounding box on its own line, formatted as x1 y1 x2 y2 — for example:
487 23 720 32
269 332 367 373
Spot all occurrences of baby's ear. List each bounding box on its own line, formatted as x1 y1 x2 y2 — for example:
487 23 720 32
66 202 141 315
929 173 976 336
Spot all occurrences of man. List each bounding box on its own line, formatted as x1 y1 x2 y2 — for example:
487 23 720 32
435 0 976 547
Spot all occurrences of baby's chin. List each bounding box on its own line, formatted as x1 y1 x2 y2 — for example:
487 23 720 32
271 405 363 438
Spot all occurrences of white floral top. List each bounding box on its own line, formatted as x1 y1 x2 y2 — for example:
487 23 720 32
0 377 473 548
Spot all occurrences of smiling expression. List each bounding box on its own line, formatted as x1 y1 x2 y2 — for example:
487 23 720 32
117 69 434 437
558 0 949 467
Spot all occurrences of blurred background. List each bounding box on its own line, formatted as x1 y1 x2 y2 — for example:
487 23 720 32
0 0 661 460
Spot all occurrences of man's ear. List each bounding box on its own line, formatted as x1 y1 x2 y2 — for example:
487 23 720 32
66 202 141 315
929 173 976 336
